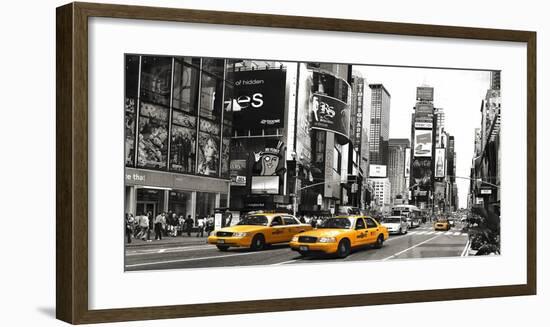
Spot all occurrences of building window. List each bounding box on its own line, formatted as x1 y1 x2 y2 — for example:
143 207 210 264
125 55 139 167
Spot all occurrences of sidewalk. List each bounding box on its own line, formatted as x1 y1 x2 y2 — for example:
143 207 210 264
125 233 211 249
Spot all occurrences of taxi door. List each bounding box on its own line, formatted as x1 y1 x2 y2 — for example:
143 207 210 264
268 216 287 244
353 218 369 247
282 216 302 242
365 217 381 244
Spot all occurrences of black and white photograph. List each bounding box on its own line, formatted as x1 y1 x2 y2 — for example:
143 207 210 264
124 56 501 271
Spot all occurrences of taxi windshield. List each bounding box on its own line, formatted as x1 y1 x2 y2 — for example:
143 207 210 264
237 215 268 226
318 218 352 229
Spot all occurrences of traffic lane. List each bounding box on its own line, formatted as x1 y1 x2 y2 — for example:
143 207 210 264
385 233 468 260
125 243 300 271
288 230 468 264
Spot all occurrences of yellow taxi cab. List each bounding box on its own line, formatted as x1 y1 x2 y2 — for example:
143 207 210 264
434 219 451 231
207 212 313 251
289 215 389 258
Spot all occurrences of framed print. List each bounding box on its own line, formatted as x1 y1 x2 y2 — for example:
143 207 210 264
56 2 537 324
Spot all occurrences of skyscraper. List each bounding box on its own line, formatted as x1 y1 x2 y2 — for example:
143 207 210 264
388 138 410 204
368 84 391 166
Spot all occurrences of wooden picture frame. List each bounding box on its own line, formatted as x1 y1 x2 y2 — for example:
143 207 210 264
56 2 537 324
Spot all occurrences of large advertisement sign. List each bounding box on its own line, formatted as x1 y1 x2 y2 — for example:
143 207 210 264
411 158 432 187
369 164 387 178
310 94 350 140
414 129 433 157
404 148 411 178
226 69 286 129
247 141 286 195
435 148 446 178
434 182 446 202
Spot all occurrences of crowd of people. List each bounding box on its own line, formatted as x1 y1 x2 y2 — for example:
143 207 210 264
124 211 216 243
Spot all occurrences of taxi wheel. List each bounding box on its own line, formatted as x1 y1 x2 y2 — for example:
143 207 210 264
250 234 265 251
216 245 229 251
336 239 351 258
374 235 384 249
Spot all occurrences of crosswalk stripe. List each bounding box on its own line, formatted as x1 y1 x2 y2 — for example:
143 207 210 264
408 231 418 235
426 231 435 235
453 232 461 236
416 231 427 235
445 231 453 235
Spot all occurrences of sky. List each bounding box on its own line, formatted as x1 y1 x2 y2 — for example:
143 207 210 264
354 65 491 208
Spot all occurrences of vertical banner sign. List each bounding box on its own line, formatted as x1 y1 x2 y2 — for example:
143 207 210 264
435 148 446 178
226 69 286 129
310 94 350 140
414 129 433 157
404 148 411 178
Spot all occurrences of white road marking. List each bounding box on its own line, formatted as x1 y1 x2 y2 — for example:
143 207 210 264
382 235 441 261
461 238 471 257
125 251 266 268
271 259 300 266
416 231 428 235
426 231 435 235
126 244 214 256
445 231 453 235
453 232 461 236
408 231 418 235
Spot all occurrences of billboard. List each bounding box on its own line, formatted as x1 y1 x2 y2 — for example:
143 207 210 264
435 148 446 178
369 164 387 178
310 93 350 140
411 158 432 187
404 148 411 178
226 69 286 129
251 176 280 194
415 121 433 129
414 129 433 157
434 182 446 202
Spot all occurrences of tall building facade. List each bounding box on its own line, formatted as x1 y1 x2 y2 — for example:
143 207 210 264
388 138 410 204
124 55 363 221
369 178 391 211
368 84 391 166
409 86 435 210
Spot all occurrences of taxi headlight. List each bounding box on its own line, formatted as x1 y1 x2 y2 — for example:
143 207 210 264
318 237 337 243
291 236 299 242
233 232 248 237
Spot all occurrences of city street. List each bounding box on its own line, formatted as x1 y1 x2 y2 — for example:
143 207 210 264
125 223 469 271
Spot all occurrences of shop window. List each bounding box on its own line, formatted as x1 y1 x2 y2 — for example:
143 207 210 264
196 192 218 220
168 190 194 219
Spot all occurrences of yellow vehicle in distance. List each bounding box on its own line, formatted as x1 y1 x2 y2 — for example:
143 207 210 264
289 216 389 258
207 212 313 251
434 219 451 231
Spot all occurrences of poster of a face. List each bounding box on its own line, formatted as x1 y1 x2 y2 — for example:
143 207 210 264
197 132 220 176
170 125 196 173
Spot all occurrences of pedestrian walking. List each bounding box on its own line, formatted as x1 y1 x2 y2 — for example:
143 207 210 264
184 215 194 237
137 213 150 241
196 217 205 237
125 213 134 244
154 212 166 240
